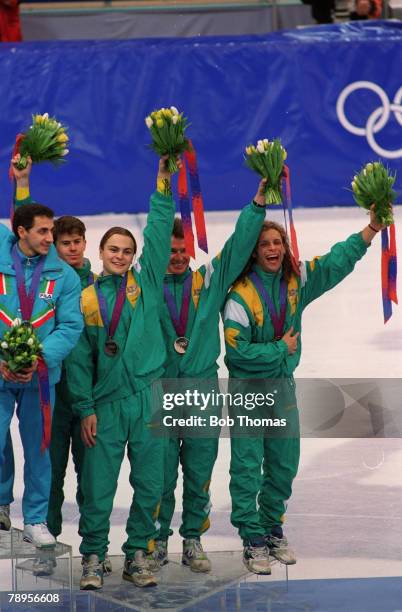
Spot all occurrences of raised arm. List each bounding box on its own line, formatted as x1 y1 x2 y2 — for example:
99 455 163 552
300 204 386 308
204 179 267 302
137 157 176 289
11 154 34 210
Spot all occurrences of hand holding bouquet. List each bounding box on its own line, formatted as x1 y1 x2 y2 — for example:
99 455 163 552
244 138 287 205
0 320 42 372
14 113 69 171
145 106 190 174
351 161 395 226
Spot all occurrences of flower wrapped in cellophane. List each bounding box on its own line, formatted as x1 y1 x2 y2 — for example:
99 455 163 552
145 106 190 174
14 113 69 171
0 319 42 372
351 161 396 226
244 138 287 205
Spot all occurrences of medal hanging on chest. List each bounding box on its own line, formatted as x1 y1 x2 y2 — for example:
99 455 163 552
163 273 192 354
95 274 127 357
11 245 52 451
249 272 287 340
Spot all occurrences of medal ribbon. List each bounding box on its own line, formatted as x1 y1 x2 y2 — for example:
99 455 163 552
177 139 208 259
11 246 46 320
250 272 287 339
95 273 127 340
282 165 300 276
163 273 192 338
11 245 51 452
381 224 398 323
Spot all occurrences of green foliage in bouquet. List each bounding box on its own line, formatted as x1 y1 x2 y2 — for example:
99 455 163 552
0 320 42 372
351 161 396 226
15 113 69 171
145 106 190 174
244 138 287 205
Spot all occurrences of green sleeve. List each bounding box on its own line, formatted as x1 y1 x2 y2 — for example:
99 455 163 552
138 191 175 290
224 292 288 374
301 232 368 308
65 328 96 420
14 194 34 211
207 202 265 301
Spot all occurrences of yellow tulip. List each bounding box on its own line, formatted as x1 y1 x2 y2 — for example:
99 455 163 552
57 133 69 143
156 119 164 128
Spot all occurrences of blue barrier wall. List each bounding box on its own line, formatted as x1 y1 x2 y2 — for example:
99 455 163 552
0 21 401 216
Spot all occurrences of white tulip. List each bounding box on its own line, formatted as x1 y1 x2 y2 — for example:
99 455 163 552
12 318 21 327
172 115 179 125
42 113 49 120
170 106 179 115
27 337 34 346
256 142 265 154
145 116 153 128
1 341 8 349
351 181 357 191
263 139 269 146
62 149 69 156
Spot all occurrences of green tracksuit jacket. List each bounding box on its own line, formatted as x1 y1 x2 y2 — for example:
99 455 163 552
223 232 368 541
158 201 266 540
47 259 96 538
65 191 175 559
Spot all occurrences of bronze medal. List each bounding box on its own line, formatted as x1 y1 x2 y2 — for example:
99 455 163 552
173 336 189 354
104 339 119 356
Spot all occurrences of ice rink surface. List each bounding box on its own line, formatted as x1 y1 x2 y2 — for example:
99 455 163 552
3 202 402 583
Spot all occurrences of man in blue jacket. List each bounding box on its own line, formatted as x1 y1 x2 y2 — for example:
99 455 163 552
0 178 83 547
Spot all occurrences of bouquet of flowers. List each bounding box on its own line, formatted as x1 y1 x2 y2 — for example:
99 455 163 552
145 106 190 173
351 161 396 226
244 138 287 205
14 113 69 171
0 320 42 372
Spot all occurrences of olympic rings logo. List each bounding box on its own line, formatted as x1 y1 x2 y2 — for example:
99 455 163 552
336 81 402 159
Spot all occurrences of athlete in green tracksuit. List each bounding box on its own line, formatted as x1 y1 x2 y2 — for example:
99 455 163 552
47 220 96 541
154 179 267 572
65 158 175 590
223 209 386 575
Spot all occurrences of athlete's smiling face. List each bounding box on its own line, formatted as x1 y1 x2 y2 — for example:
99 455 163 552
167 237 191 275
255 228 286 273
100 234 135 275
18 215 54 257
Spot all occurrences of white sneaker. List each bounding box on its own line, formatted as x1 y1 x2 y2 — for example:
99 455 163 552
266 534 296 565
0 505 11 531
243 543 271 575
122 550 158 587
182 539 211 573
80 554 103 590
23 523 56 549
102 553 113 575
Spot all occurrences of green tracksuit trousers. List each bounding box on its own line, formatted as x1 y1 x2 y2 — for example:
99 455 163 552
158 436 218 540
229 380 300 543
158 378 221 540
47 378 84 538
79 387 165 561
